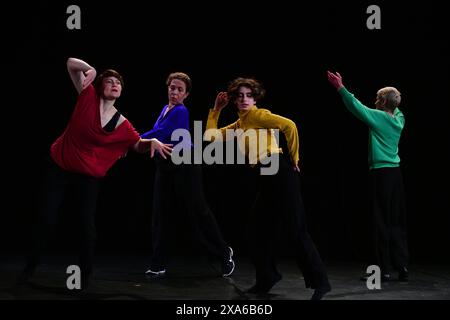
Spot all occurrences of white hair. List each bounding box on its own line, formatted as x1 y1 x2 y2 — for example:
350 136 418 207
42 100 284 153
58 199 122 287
377 87 401 110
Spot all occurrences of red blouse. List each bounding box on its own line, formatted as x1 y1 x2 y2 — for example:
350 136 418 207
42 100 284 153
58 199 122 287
51 85 140 178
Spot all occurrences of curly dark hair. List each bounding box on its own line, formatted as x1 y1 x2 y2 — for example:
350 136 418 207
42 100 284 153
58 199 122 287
227 78 266 103
94 69 124 95
166 72 192 93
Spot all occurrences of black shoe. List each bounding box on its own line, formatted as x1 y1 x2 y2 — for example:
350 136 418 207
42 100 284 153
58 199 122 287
381 273 391 282
245 274 282 294
311 284 331 300
221 247 235 277
80 273 92 291
398 267 409 282
360 274 369 281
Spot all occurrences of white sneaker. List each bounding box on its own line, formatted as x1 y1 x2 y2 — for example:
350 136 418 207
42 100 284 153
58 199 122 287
222 247 235 277
145 268 166 276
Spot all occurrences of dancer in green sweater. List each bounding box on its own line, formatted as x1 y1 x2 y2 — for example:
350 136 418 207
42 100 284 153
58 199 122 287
327 71 409 282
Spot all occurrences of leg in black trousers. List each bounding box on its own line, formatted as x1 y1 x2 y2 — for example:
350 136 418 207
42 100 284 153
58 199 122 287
176 164 229 261
75 174 99 280
149 159 231 274
21 158 67 279
19 158 100 285
278 159 331 296
248 157 330 299
390 170 409 272
248 183 282 293
370 167 409 278
149 159 176 271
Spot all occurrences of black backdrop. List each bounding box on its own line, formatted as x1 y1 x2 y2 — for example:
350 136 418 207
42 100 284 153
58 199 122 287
2 1 449 264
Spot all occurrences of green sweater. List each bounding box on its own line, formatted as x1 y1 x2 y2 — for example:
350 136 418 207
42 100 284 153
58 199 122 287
339 87 405 169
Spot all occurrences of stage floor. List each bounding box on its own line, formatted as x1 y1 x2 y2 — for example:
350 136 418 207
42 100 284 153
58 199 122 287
1 253 449 300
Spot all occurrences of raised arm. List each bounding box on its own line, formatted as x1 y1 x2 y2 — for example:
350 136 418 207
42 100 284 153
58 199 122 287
67 58 97 94
327 71 379 127
326 70 344 91
205 92 239 141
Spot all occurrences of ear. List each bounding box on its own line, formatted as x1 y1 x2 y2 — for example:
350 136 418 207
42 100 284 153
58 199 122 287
185 91 190 98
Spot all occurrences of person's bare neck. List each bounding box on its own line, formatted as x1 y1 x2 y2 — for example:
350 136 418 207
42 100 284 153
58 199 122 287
101 98 116 113
164 103 176 117
382 107 394 117
376 105 393 115
382 106 393 116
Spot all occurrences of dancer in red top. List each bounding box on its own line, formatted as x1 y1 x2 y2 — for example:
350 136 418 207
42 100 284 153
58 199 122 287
18 58 172 288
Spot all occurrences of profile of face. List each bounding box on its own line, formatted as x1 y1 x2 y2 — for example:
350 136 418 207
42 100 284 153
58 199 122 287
168 79 189 106
235 86 256 111
102 77 122 100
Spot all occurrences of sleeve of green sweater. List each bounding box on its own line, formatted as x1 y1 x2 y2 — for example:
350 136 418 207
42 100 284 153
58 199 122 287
394 108 405 127
338 87 379 128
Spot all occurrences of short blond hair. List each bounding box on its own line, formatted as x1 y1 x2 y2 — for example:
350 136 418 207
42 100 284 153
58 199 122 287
377 87 401 111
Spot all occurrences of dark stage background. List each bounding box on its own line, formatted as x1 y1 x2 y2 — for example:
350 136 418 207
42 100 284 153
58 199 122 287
1 1 449 265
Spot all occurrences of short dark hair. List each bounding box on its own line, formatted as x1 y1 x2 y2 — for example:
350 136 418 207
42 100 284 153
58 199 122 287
166 72 192 93
94 69 124 95
227 78 266 103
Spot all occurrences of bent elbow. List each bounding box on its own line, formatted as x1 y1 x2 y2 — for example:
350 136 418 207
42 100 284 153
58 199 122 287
67 57 75 68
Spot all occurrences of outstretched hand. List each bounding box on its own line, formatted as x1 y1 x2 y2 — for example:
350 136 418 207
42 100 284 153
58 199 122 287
150 139 173 159
327 71 344 90
214 92 229 111
293 164 300 173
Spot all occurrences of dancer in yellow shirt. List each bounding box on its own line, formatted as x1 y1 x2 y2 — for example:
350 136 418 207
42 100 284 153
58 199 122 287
206 77 331 300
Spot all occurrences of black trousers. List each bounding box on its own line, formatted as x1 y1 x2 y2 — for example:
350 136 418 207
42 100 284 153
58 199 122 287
150 157 229 269
370 167 409 273
26 157 99 276
249 157 330 289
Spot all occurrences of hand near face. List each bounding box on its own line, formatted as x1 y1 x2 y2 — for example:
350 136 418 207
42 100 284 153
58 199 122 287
214 92 229 111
